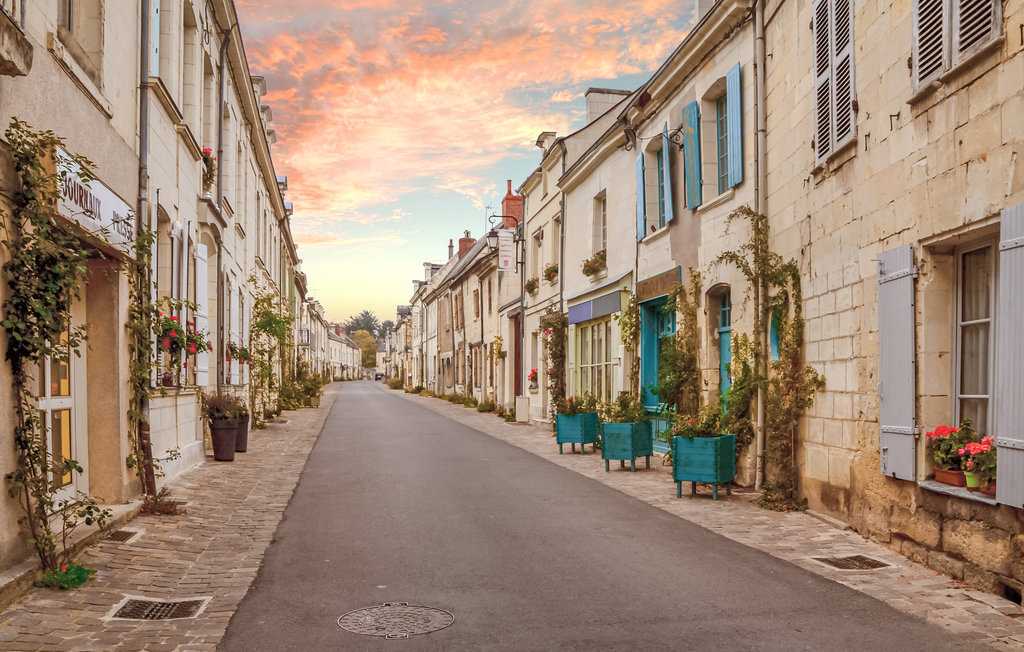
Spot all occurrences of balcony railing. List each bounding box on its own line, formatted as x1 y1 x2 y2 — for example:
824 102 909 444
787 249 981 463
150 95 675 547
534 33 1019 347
0 0 26 31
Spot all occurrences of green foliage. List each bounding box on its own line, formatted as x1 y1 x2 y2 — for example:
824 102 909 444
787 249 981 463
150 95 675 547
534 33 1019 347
247 277 294 428
926 419 978 471
410 385 424 394
581 249 607 276
554 392 599 416
463 396 478 408
387 377 403 389
477 399 495 413
525 277 539 294
670 403 724 439
202 392 246 421
420 389 436 398
504 407 516 422
652 270 701 412
1 120 112 572
600 393 649 423
540 306 567 413
343 309 381 337
614 293 641 395
350 329 377 368
35 564 96 590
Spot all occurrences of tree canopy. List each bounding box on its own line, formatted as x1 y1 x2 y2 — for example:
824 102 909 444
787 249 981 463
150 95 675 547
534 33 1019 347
380 319 394 335
350 329 377 368
343 310 380 337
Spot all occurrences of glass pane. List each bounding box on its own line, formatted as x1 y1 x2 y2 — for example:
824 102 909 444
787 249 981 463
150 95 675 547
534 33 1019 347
960 398 988 435
51 330 70 397
581 367 590 392
595 366 603 399
580 328 590 365
961 247 991 322
38 362 46 398
605 322 612 362
595 324 604 364
51 409 72 487
960 322 989 395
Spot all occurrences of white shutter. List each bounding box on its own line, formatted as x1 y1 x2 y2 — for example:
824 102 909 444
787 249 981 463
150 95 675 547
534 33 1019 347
813 0 833 163
194 244 209 387
952 0 999 64
995 204 1024 507
832 0 855 146
151 0 160 76
877 245 918 480
230 284 240 384
241 292 250 386
913 0 947 87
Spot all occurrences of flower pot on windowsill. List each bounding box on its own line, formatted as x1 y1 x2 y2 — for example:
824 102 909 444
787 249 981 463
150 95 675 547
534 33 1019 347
980 480 996 497
161 372 178 388
933 467 966 487
963 470 981 491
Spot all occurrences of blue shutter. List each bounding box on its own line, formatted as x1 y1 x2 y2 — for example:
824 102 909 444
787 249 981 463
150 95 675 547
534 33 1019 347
662 124 675 224
877 245 917 480
635 153 646 242
995 203 1024 507
726 63 743 188
682 102 701 209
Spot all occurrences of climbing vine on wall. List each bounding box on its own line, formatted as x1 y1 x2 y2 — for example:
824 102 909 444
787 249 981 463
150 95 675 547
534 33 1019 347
1 119 110 571
715 205 824 511
655 268 702 414
540 305 567 418
248 276 293 428
614 292 641 395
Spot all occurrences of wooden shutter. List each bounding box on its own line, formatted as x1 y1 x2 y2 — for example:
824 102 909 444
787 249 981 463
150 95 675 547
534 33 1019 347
241 292 249 386
726 63 743 188
913 0 947 87
635 153 646 241
995 203 1024 507
813 0 833 162
194 244 209 387
833 0 856 146
661 125 675 224
952 0 999 64
877 244 918 480
230 280 240 384
151 0 160 76
682 102 701 209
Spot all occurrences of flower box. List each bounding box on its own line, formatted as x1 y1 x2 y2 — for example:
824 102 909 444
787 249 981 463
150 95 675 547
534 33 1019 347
556 413 599 454
933 467 966 487
672 434 735 500
600 422 653 471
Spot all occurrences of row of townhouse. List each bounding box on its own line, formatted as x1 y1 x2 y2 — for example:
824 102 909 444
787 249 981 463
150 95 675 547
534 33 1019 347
327 324 363 381
0 2 331 573
410 0 1024 596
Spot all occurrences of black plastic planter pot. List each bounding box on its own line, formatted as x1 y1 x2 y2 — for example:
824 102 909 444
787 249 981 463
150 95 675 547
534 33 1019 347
235 416 250 452
210 418 238 461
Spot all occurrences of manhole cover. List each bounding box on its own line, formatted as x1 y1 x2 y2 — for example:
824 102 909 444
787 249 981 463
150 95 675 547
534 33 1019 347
338 602 454 638
110 598 208 620
107 529 138 543
813 555 890 570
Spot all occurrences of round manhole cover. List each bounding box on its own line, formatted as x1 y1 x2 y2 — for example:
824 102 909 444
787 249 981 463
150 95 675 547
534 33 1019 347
338 602 454 638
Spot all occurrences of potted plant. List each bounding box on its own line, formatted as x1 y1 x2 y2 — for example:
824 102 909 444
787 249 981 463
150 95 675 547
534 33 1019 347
203 393 241 462
201 147 217 195
543 263 558 283
235 401 251 453
527 368 538 389
582 249 607 276
554 393 599 454
961 434 997 495
925 420 976 486
599 393 653 472
525 277 539 295
671 404 735 500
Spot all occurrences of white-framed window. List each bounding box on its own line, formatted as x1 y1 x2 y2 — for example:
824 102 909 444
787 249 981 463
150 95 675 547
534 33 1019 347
593 192 607 253
913 0 1001 89
578 317 613 401
813 0 856 162
954 239 996 434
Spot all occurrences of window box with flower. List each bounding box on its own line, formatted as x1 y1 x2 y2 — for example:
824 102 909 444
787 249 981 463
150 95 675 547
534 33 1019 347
925 420 977 487
525 277 539 295
961 435 997 496
201 147 217 195
543 263 558 284
582 249 607 277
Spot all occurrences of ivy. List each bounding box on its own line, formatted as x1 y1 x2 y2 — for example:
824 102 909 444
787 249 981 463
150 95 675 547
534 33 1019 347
539 305 567 419
248 276 294 428
654 269 701 413
614 292 641 395
1 119 110 572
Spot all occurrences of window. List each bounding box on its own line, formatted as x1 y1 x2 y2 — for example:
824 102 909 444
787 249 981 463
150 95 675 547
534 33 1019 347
955 241 995 434
578 318 613 401
37 328 73 488
656 148 666 228
637 129 675 240
488 279 492 314
716 94 729 195
717 291 732 396
913 0 1001 89
473 289 480 318
58 0 104 84
813 0 856 162
531 230 542 277
594 193 608 253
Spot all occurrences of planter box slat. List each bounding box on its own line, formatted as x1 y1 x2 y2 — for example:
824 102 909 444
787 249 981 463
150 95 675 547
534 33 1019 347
556 413 599 454
600 422 653 471
672 434 736 500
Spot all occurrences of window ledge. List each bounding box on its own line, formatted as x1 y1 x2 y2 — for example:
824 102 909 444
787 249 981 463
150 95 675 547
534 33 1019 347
643 224 671 245
587 268 609 282
908 37 1004 109
919 479 997 506
47 31 111 118
811 138 857 180
697 187 736 214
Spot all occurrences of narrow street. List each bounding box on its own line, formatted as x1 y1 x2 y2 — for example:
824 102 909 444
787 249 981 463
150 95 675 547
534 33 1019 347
221 382 964 651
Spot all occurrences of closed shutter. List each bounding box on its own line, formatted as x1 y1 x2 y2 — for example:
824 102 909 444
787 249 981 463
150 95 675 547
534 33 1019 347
726 63 743 188
194 244 209 387
833 0 856 146
241 293 250 386
230 280 240 384
914 0 947 87
995 203 1024 507
151 0 160 76
635 153 646 242
813 0 833 162
877 245 918 480
661 125 675 224
952 0 999 64
682 102 701 209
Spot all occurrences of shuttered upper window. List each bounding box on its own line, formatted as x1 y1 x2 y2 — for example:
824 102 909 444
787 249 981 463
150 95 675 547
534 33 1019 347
913 0 1001 89
813 0 856 163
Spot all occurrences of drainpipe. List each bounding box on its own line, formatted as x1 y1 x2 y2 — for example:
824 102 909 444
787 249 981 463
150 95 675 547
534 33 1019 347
214 17 236 392
557 139 567 398
754 0 767 491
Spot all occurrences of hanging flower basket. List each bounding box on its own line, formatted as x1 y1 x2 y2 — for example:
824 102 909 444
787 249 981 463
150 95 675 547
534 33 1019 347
201 147 217 194
525 277 539 295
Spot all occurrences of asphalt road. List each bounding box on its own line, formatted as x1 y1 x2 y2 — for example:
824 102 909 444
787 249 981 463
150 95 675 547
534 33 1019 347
221 382 963 651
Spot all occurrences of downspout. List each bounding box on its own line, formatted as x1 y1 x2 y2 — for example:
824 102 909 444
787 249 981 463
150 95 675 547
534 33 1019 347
214 17 236 392
557 139 567 397
754 0 767 491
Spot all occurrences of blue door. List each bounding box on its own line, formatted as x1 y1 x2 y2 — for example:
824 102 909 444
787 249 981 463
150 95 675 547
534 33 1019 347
718 292 732 397
640 297 675 407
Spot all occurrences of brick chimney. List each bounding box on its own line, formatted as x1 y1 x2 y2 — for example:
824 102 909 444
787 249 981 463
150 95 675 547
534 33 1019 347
458 230 475 259
335 325 342 336
500 180 523 229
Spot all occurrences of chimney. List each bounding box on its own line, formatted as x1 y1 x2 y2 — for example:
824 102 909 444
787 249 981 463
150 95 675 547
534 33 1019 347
500 180 523 229
584 88 631 124
335 325 341 336
424 261 435 281
448 239 454 259
458 231 474 259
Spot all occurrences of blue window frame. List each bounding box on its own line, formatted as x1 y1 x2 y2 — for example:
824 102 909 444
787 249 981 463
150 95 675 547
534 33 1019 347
716 94 729 195
718 291 732 396
656 148 666 228
769 313 780 362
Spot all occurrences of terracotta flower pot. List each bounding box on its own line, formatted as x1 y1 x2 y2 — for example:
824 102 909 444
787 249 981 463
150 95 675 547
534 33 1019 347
980 480 996 497
933 467 966 487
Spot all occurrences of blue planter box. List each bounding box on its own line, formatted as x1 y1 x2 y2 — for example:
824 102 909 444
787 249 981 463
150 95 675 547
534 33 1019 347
600 421 654 471
672 434 736 500
556 413 599 454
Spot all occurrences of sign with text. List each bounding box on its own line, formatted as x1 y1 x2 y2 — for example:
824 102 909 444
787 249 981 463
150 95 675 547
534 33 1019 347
636 267 681 302
56 147 135 256
497 229 516 272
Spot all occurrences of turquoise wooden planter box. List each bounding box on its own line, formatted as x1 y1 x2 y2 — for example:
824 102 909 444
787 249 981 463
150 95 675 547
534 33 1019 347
672 434 736 500
600 422 654 472
556 413 599 454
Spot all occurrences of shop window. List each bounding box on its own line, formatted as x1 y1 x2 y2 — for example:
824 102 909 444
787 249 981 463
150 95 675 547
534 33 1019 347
37 328 73 488
578 317 613 401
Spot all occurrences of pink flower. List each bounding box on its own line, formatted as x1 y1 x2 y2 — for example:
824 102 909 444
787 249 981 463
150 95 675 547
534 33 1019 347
688 419 696 424
61 565 67 572
966 460 974 468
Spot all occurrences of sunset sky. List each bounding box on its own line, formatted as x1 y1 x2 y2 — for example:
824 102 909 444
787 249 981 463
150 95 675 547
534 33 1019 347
234 1 698 324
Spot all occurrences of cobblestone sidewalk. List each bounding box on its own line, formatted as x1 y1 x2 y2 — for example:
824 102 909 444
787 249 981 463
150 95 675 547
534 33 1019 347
0 385 339 652
392 388 1024 650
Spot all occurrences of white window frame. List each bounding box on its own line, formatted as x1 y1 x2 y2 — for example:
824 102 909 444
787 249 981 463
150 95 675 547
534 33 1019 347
953 238 998 434
577 317 613 402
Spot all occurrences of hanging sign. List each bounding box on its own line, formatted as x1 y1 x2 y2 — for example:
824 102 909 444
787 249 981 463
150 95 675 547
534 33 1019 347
56 147 135 256
497 229 516 272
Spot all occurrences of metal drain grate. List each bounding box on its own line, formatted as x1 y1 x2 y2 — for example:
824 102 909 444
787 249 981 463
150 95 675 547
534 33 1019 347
338 602 454 638
813 555 890 570
111 598 207 620
107 529 138 543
